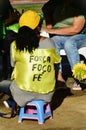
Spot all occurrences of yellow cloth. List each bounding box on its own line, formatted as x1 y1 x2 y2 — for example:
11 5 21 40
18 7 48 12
11 41 61 94
19 10 40 30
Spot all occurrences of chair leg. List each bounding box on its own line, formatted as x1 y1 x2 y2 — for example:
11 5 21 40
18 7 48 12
35 100 44 124
18 107 24 123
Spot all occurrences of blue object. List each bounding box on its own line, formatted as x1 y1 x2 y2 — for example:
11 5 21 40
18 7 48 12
18 100 52 124
0 99 16 118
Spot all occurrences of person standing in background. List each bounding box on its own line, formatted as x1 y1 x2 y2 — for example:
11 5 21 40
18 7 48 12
0 0 20 80
0 0 14 80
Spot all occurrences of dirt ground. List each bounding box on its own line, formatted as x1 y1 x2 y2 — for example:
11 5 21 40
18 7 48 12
0 78 86 130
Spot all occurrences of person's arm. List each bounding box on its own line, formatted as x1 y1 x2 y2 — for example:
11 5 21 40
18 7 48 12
10 41 16 67
5 9 21 26
42 16 85 35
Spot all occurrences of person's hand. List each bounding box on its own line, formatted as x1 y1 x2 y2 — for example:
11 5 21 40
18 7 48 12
40 30 49 38
5 8 21 26
41 27 50 33
46 24 52 29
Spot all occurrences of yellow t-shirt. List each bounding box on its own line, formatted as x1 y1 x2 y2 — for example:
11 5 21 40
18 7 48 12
11 41 61 94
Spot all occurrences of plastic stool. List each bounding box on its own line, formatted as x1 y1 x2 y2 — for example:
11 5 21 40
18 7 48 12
18 100 52 124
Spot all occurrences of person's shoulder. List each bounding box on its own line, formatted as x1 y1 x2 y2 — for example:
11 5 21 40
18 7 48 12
11 40 16 49
39 38 55 49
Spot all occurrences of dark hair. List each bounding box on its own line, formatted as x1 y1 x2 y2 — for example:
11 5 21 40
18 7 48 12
0 0 14 19
33 19 43 37
16 26 39 53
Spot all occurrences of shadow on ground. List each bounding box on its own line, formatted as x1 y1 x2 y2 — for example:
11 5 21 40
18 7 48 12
51 86 73 111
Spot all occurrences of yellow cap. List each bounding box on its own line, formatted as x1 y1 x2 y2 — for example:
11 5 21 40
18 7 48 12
19 10 40 30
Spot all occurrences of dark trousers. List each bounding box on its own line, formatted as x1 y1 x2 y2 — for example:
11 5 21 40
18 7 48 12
0 30 16 80
0 39 11 79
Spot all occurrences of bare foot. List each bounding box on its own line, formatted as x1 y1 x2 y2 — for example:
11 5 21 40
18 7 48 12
57 71 65 82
